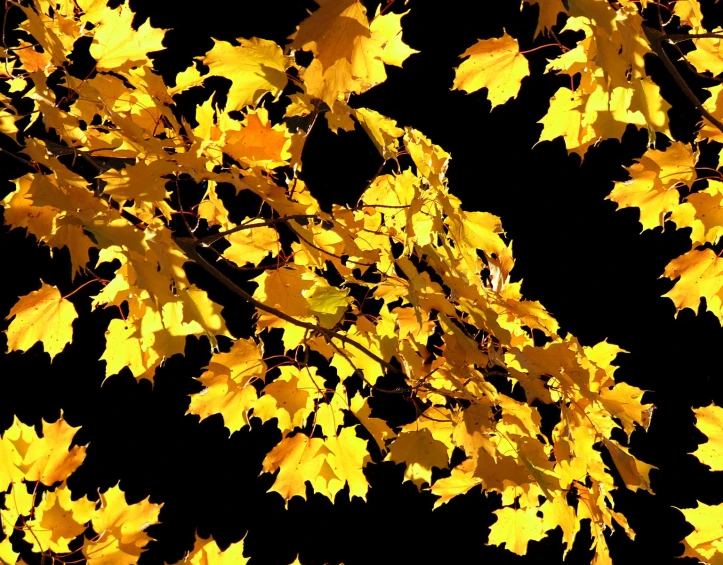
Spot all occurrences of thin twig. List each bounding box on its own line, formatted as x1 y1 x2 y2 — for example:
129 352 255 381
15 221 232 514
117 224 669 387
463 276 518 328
196 214 317 246
643 25 723 135
173 235 399 374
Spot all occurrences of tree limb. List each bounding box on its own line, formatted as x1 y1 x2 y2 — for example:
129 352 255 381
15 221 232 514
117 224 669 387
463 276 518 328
643 25 723 135
173 235 399 375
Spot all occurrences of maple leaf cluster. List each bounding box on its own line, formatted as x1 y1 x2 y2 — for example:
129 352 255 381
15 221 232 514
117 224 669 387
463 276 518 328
450 0 723 562
2 0 722 563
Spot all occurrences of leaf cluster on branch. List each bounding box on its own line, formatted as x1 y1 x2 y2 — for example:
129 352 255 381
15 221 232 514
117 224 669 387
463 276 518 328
0 0 722 563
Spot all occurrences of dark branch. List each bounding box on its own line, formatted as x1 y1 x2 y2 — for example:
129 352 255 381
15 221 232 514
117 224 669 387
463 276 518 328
173 235 399 375
643 25 723 135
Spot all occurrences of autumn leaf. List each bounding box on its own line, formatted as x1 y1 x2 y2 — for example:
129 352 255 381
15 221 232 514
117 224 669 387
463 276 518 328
430 459 482 509
487 506 547 556
603 439 656 493
18 416 86 486
323 426 369 500
290 0 415 106
187 338 267 433
679 501 723 563
23 483 95 553
89 4 166 72
691 404 723 471
199 37 290 111
84 484 162 565
663 248 723 323
261 433 329 504
608 142 696 231
5 282 77 360
385 429 449 489
172 535 250 565
453 31 530 108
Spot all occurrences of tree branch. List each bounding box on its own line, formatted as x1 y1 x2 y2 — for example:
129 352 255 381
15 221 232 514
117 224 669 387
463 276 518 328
643 25 723 135
173 235 399 375
196 214 317 246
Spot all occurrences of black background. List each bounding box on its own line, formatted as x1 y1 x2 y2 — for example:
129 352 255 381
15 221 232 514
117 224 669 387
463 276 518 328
2 0 723 563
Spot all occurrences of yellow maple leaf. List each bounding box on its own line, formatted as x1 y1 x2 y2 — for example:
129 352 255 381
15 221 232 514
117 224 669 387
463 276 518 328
674 0 705 33
452 31 530 108
261 433 329 504
0 434 23 493
17 416 86 486
687 36 723 76
608 142 697 231
5 282 78 360
679 501 723 563
487 506 547 555
23 483 95 553
0 537 19 565
629 77 672 142
223 221 280 267
663 248 723 323
603 439 656 493
541 495 580 558
290 0 414 106
99 159 175 203
353 106 404 160
172 535 250 565
368 9 418 67
48 221 96 279
599 382 653 439
537 87 590 154
89 4 166 72
350 393 396 452
15 40 53 73
671 179 723 247
524 0 568 37
323 426 369 500
17 2 67 66
187 338 267 433
403 127 450 188
253 366 320 435
253 265 314 319
100 318 159 381
692 404 723 471
313 384 345 438
1 481 34 539
304 283 351 328
431 459 482 509
385 429 449 489
200 37 290 111
84 484 162 565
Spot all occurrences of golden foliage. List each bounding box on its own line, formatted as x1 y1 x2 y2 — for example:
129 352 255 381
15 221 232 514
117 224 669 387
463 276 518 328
3 0 723 563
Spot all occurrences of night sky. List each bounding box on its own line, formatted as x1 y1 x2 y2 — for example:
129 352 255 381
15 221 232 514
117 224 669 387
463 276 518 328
2 1 723 564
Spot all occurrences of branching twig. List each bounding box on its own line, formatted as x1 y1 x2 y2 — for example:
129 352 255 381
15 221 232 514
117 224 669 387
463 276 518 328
643 25 723 135
173 235 399 374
